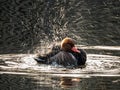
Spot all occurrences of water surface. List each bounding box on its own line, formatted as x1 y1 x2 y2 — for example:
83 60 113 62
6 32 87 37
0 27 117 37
0 46 120 90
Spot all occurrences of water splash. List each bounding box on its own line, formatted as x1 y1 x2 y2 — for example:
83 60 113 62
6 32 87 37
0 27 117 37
0 53 120 76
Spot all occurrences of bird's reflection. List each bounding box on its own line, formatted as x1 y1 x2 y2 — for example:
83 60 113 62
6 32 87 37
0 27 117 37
59 77 81 88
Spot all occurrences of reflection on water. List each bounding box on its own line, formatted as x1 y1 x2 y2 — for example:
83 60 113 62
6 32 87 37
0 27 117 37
0 73 120 90
59 77 81 89
0 46 120 90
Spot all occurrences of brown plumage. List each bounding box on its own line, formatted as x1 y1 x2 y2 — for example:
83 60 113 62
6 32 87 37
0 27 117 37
61 37 75 52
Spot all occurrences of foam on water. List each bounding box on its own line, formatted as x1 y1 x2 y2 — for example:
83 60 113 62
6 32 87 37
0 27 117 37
0 53 120 76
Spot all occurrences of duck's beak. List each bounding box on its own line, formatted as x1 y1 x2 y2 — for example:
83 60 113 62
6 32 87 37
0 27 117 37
71 47 80 53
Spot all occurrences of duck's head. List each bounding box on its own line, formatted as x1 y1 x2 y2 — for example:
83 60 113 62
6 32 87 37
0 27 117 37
61 37 80 53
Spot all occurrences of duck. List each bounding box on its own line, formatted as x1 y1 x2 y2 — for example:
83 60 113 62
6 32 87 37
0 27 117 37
34 37 87 68
61 37 87 66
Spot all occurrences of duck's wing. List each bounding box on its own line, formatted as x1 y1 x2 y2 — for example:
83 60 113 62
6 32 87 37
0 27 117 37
48 51 77 67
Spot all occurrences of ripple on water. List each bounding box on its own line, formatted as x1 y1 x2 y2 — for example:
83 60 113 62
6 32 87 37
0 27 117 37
0 54 120 76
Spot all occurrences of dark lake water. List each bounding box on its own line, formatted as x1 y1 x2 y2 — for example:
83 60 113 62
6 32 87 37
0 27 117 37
0 73 120 90
0 47 120 90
